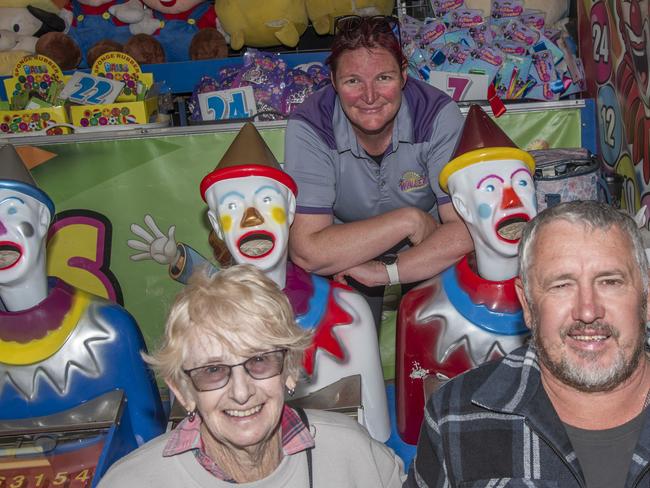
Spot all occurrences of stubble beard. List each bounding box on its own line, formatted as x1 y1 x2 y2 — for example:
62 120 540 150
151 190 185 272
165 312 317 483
531 311 647 393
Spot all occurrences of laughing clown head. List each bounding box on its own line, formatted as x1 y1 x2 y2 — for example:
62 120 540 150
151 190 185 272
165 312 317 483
617 0 650 109
0 144 53 288
439 105 536 275
200 123 297 279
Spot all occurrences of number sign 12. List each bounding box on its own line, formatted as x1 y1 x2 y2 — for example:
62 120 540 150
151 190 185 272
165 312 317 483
59 72 124 106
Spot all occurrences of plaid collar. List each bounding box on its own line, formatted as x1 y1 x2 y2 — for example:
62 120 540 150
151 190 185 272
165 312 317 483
163 405 314 481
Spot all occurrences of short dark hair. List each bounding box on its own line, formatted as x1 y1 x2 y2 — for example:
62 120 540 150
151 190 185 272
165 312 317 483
326 16 406 75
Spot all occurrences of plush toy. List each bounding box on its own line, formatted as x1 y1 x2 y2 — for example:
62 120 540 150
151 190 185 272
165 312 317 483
35 30 82 69
0 5 66 74
215 0 308 50
189 26 228 60
62 0 137 67
305 0 394 35
1 0 64 9
463 0 570 27
123 32 165 64
85 37 123 66
128 0 227 63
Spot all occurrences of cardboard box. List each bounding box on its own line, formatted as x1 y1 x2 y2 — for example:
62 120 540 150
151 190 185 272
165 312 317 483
69 95 158 127
0 106 71 135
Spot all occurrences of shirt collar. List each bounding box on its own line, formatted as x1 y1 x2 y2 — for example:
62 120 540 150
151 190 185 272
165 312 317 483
163 405 314 480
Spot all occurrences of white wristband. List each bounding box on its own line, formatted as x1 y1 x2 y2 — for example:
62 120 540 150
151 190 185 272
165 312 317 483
385 261 400 285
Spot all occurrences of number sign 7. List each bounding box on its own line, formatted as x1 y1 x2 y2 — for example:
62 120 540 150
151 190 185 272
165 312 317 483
447 76 471 101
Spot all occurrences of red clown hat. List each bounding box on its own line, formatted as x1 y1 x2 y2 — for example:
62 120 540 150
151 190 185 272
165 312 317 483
439 105 535 192
200 123 298 201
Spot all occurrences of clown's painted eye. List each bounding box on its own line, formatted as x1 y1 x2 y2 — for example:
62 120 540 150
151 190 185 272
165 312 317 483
227 202 237 210
8 207 17 215
262 196 272 204
485 184 495 192
518 179 528 187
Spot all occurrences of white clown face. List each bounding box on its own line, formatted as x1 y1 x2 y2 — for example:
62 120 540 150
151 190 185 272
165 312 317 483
205 176 296 272
448 159 537 259
0 189 50 286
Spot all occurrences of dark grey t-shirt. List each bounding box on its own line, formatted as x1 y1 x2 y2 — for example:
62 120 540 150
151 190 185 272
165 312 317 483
564 410 646 488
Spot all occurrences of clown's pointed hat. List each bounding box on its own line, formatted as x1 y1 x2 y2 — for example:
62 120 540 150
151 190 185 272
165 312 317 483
0 144 55 218
200 123 298 201
438 104 535 193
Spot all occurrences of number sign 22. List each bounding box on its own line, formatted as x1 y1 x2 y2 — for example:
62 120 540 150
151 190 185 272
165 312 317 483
60 72 124 106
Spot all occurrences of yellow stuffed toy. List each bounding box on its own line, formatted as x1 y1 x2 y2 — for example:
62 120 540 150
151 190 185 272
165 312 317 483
215 0 308 50
306 0 394 35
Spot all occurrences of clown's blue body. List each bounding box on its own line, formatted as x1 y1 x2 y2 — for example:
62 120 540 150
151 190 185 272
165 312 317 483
0 278 166 446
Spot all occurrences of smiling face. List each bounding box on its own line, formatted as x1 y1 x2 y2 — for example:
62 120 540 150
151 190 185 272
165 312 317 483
205 176 294 272
518 220 649 392
172 336 290 455
448 158 537 258
142 0 202 14
332 47 407 141
0 189 49 287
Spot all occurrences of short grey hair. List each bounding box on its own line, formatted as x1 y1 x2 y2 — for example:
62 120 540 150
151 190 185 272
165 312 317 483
518 201 649 298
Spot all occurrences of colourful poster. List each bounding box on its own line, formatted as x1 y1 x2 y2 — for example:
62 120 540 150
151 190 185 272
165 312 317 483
579 0 650 214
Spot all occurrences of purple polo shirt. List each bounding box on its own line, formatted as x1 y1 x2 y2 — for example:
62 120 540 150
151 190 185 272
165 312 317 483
284 77 463 224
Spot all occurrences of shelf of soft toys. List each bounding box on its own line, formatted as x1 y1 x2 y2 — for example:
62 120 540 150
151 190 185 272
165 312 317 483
0 52 159 136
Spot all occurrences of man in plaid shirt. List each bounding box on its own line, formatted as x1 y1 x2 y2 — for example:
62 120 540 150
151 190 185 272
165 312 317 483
406 201 650 488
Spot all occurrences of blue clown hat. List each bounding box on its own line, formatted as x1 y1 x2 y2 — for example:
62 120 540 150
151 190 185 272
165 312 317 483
0 144 55 219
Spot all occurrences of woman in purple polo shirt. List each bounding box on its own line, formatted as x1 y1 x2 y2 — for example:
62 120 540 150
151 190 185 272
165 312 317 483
284 16 471 325
98 265 404 487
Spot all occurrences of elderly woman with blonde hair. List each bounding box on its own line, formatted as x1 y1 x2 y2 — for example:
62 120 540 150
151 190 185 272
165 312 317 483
99 264 404 487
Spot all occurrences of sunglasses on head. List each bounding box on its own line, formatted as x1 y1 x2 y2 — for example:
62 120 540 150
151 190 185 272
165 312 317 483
334 15 402 45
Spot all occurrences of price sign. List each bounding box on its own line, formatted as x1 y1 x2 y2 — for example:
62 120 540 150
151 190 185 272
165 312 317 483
59 72 124 106
198 86 257 121
0 437 104 488
427 71 490 101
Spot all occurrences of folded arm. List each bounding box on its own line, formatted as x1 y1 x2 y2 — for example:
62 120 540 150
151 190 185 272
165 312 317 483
288 206 440 276
333 203 473 286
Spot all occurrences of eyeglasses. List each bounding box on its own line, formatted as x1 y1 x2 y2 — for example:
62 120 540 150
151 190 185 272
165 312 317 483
334 15 402 45
184 349 288 392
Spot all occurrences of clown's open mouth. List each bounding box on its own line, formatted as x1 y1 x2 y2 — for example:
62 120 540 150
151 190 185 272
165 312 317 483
159 0 176 7
0 242 22 270
626 22 649 88
238 231 275 258
496 214 529 243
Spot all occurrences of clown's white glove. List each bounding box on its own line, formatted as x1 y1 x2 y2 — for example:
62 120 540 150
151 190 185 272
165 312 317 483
109 0 146 24
128 214 180 265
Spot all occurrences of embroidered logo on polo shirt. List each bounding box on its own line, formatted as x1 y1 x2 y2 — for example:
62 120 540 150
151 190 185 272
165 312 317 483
399 171 428 192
